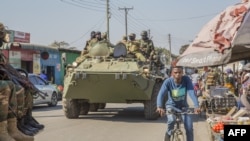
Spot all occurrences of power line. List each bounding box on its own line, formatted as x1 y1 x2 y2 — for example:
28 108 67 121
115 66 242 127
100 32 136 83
118 7 133 37
134 13 218 22
69 17 106 45
60 0 105 12
72 0 105 9
109 2 140 35
79 0 105 6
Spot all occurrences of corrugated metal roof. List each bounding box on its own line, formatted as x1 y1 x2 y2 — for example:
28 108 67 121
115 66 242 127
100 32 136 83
10 42 58 52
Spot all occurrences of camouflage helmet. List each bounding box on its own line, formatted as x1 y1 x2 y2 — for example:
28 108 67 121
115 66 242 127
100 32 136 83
128 33 136 37
90 31 95 36
122 35 127 40
101 32 107 39
95 31 101 35
140 30 148 36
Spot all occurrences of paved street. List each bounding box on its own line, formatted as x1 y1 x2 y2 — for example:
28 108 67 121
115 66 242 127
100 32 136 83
32 102 211 141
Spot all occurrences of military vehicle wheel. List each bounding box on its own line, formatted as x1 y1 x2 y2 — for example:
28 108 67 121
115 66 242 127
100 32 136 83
63 98 80 119
144 82 162 120
48 92 58 107
98 103 106 109
80 102 90 115
89 103 99 112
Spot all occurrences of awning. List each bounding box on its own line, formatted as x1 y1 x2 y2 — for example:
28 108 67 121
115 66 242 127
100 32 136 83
10 42 58 52
176 1 250 67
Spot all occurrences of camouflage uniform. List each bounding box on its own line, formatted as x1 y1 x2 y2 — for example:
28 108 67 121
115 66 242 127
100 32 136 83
0 81 16 121
75 31 102 64
81 31 96 56
139 31 155 59
126 33 146 62
0 22 34 141
117 35 128 45
0 80 34 141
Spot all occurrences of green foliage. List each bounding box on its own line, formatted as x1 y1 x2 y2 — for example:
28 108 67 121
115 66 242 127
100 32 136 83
179 44 189 55
50 41 69 48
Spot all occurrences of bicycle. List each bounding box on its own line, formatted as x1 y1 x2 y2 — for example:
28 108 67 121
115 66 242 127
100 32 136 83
166 107 193 141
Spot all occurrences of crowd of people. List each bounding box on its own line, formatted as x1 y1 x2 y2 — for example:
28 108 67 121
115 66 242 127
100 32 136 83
156 63 250 141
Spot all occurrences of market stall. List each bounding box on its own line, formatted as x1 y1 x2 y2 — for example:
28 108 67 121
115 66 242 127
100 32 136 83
199 87 238 116
206 107 250 141
197 85 250 141
174 1 250 140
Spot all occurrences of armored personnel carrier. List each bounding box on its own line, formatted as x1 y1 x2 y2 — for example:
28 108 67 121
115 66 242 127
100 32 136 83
63 41 164 120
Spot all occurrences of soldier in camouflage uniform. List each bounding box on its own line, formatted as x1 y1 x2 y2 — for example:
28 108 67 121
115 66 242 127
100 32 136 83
75 31 103 64
139 30 155 59
0 22 34 141
81 31 96 56
117 35 128 45
126 33 146 62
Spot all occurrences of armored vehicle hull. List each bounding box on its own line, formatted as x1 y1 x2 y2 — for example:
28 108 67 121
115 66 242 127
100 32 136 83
63 42 164 120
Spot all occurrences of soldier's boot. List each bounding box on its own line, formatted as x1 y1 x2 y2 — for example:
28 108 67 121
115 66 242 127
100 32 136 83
25 115 44 130
0 120 16 141
7 118 34 141
164 134 170 141
17 122 35 136
17 118 35 136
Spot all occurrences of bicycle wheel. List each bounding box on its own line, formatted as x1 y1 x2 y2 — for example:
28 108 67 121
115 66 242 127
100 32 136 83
171 131 185 141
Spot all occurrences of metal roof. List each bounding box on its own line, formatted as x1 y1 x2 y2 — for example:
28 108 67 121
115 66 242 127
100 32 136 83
10 42 58 52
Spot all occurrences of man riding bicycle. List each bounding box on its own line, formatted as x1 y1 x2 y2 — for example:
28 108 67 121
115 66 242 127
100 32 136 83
156 66 200 141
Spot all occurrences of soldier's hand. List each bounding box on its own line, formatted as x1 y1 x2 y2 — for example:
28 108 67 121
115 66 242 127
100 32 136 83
156 107 166 117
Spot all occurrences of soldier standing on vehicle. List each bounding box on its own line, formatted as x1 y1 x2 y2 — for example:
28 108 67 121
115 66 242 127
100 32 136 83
156 66 200 141
0 22 34 141
75 31 103 64
117 35 128 45
89 31 102 47
139 30 155 59
81 31 96 55
126 33 146 62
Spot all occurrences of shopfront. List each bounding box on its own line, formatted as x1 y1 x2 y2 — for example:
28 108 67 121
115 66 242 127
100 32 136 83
9 43 61 85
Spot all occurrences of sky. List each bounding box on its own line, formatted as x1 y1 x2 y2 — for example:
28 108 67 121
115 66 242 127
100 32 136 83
0 0 241 55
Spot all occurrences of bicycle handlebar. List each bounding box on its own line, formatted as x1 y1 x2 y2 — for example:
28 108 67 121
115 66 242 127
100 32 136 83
165 106 194 115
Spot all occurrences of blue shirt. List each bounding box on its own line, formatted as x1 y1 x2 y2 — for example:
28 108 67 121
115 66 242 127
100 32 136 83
40 73 48 81
157 75 199 109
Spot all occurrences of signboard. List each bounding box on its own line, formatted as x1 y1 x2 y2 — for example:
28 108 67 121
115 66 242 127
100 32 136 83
21 50 33 61
14 31 30 43
8 30 30 43
9 51 21 68
33 53 41 74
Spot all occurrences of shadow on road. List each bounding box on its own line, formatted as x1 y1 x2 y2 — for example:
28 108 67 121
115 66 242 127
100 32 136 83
32 104 63 111
78 106 207 124
32 102 207 124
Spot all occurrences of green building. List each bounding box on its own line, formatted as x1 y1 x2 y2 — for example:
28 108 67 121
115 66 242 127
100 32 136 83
58 48 81 85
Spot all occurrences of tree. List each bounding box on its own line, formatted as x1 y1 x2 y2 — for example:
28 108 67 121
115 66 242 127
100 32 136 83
50 41 69 48
179 44 189 55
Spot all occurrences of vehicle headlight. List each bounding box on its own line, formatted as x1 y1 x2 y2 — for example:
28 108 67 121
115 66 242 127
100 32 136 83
72 62 78 67
143 67 149 73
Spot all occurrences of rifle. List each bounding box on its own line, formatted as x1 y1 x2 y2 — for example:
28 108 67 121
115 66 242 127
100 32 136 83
0 53 48 99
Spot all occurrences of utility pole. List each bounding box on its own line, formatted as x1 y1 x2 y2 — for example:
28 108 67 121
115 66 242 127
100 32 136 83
106 0 110 40
118 7 133 37
168 34 172 64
